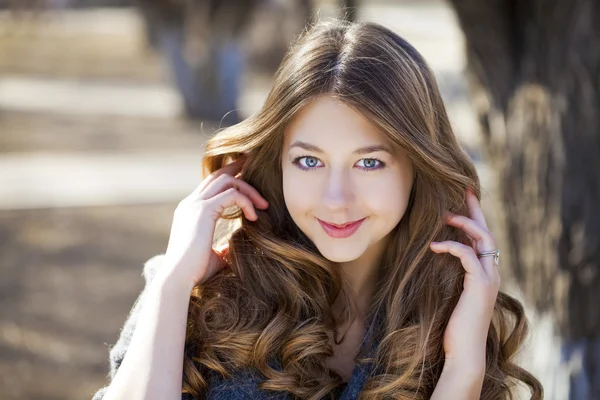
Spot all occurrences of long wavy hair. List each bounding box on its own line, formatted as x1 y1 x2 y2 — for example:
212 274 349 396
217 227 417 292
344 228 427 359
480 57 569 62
180 19 543 399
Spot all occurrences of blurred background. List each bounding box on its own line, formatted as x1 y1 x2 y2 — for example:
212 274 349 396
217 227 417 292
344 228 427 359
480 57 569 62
1 0 598 399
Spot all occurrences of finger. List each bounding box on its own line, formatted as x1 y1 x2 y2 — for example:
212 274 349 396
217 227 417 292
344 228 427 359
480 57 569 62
466 190 488 229
201 173 269 209
444 213 495 250
430 241 484 277
208 187 259 221
194 156 247 195
444 212 498 275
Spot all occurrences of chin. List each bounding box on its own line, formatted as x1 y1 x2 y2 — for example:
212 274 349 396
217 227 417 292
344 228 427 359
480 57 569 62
314 242 366 263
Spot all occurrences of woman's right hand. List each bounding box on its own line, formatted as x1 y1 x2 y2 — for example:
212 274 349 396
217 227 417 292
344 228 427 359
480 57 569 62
159 155 269 289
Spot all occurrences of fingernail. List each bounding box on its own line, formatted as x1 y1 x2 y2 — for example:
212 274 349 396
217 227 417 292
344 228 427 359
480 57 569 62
431 241 439 245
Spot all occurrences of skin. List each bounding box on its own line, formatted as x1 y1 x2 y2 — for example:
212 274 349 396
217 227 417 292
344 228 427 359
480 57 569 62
281 96 414 315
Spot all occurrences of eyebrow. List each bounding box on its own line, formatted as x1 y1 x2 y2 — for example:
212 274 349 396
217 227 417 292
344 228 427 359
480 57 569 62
289 140 393 155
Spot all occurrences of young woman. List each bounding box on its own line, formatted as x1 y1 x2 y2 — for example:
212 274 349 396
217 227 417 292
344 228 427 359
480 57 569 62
94 19 542 400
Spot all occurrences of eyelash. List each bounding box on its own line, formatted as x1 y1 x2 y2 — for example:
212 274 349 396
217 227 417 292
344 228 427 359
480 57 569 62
291 155 387 171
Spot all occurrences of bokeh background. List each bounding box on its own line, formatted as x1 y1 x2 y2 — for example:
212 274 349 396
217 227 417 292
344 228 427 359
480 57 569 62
1 0 597 399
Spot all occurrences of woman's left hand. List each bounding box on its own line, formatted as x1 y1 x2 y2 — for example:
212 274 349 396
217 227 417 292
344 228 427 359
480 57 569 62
429 190 501 372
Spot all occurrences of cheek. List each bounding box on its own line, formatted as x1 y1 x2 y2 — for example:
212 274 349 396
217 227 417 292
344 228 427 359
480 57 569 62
282 167 313 217
364 174 412 219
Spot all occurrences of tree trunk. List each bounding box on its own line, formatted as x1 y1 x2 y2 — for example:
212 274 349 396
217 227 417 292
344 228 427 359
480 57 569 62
448 0 600 398
135 0 260 124
135 0 314 125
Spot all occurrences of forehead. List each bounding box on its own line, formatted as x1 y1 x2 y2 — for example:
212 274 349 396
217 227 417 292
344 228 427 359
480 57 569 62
283 96 385 148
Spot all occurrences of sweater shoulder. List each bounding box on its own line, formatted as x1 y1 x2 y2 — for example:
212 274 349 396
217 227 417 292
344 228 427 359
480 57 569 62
142 253 166 283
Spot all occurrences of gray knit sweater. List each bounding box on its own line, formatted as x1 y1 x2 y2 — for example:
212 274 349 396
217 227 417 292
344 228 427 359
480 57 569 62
92 254 380 399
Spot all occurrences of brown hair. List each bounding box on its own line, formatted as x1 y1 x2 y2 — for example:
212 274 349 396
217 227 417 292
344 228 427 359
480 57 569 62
181 18 543 399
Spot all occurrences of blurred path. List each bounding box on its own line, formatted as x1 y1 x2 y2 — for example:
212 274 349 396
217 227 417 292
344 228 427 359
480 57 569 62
0 152 202 209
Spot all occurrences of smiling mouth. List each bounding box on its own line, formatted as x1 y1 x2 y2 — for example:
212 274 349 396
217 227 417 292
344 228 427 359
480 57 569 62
320 219 364 228
317 217 366 238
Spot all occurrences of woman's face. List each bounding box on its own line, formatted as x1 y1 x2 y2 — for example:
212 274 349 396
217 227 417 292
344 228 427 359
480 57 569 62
281 96 414 263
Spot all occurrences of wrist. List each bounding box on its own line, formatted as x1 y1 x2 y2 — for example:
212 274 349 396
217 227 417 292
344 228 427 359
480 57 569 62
431 357 485 400
152 267 197 295
442 356 486 382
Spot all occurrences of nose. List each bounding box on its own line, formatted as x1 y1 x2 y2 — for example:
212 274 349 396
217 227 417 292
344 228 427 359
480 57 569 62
322 168 354 212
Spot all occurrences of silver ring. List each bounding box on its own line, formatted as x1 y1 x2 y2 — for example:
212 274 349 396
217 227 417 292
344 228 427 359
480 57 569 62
477 249 500 266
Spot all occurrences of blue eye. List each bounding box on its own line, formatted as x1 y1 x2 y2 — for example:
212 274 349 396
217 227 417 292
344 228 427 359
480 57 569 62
356 158 384 170
291 156 386 171
292 156 323 170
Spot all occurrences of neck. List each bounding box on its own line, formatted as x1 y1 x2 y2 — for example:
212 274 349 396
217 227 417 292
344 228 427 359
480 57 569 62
334 236 388 317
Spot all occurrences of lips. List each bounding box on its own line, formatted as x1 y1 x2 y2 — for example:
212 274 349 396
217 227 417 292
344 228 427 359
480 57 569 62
323 219 362 228
318 217 366 239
